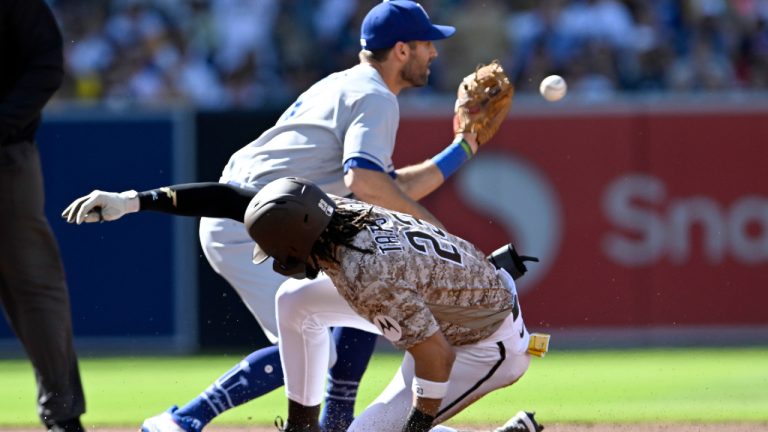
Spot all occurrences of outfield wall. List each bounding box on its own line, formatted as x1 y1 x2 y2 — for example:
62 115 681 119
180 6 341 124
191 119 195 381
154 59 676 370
0 107 199 355
1 99 765 355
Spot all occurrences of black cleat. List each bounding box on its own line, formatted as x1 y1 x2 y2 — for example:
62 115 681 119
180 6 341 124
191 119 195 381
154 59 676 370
494 411 544 432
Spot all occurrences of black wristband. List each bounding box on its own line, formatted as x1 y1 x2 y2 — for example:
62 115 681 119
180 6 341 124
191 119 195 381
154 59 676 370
401 406 436 432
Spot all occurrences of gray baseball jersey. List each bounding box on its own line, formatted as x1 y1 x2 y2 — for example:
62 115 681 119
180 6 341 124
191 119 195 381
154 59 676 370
220 63 398 196
322 198 515 350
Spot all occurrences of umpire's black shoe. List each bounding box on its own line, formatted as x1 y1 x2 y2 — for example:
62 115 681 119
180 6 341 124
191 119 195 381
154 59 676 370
494 411 544 432
46 417 85 432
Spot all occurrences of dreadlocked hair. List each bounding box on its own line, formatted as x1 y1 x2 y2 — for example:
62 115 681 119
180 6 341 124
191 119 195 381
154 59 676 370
310 205 376 267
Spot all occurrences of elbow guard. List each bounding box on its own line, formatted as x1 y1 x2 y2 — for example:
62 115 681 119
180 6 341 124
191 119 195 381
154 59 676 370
487 243 539 280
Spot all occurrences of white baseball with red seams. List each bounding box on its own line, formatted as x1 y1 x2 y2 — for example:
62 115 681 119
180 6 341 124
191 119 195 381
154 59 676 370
539 75 567 102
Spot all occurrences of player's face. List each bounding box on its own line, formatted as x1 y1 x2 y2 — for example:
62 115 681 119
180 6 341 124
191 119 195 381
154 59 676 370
401 41 437 88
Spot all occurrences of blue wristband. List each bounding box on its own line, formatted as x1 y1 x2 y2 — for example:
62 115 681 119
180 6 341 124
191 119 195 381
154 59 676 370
431 137 474 179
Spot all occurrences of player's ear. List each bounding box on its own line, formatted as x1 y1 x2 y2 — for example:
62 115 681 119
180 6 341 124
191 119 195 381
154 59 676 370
393 41 409 60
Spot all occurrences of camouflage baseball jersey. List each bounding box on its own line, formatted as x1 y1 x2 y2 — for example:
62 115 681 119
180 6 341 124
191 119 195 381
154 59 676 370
322 198 515 350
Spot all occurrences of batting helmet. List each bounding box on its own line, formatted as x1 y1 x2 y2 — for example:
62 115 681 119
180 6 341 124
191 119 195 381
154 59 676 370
244 177 336 279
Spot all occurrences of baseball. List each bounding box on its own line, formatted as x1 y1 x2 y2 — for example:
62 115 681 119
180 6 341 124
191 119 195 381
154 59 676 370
539 75 567 102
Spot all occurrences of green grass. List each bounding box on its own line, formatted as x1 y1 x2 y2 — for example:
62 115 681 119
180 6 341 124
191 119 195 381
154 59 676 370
1 348 767 427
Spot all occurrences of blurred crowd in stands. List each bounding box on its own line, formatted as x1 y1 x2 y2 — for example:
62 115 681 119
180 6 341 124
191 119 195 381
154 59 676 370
51 0 768 107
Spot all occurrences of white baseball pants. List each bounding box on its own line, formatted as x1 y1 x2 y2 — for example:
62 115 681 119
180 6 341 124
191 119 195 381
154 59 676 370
199 216 289 342
276 274 531 432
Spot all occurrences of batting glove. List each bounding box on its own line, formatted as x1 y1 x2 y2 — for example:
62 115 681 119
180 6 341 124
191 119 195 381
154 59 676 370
61 190 139 224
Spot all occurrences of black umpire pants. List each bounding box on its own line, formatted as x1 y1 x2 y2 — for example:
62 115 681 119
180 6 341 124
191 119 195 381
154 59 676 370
0 141 85 425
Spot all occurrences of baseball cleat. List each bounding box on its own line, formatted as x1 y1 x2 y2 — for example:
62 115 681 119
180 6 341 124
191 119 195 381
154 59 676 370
494 410 544 432
140 406 202 432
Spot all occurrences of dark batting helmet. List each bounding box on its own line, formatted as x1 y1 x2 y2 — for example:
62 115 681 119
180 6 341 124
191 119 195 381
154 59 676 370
244 177 336 279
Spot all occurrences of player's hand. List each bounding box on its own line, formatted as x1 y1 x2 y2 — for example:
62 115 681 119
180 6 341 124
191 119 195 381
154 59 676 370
61 190 139 224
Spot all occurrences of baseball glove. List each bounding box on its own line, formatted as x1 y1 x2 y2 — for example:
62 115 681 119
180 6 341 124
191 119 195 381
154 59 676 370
453 60 514 146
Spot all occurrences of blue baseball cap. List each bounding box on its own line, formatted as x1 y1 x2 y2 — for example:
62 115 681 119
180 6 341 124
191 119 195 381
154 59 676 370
360 1 456 51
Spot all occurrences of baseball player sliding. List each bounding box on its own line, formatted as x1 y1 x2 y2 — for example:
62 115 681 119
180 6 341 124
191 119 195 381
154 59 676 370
108 2 511 431
62 177 548 432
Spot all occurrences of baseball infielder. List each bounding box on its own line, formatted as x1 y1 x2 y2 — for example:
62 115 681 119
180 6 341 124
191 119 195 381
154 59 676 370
116 2 475 432
62 177 547 432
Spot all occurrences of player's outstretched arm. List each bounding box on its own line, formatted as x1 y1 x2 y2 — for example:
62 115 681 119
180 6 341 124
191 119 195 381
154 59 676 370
424 61 513 185
62 182 257 224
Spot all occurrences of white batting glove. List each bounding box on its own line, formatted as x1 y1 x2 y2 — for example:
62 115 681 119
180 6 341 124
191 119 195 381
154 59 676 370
61 190 139 224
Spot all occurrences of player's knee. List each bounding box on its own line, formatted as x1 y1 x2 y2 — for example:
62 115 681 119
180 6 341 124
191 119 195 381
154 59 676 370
275 286 308 325
498 354 531 389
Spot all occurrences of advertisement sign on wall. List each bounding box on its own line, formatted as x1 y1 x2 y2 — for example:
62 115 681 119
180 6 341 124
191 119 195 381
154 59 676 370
396 110 768 343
